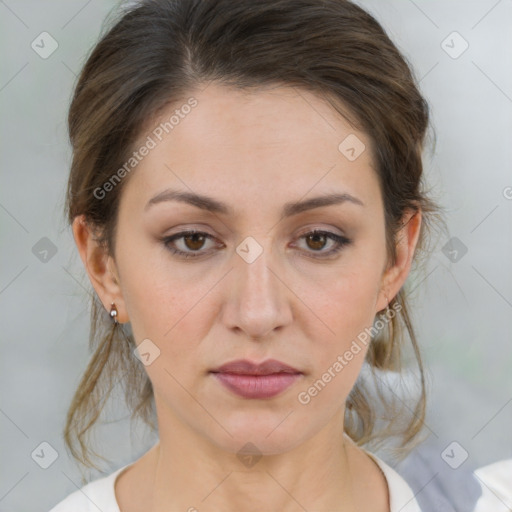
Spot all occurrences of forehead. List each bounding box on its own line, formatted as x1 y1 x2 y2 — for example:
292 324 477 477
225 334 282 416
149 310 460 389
122 82 380 215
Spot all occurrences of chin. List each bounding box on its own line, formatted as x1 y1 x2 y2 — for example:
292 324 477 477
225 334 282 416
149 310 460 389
203 414 310 457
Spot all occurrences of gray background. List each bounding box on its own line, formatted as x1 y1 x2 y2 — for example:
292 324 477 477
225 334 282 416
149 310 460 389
1 0 511 510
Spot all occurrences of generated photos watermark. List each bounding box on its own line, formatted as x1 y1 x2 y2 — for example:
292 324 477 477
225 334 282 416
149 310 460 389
297 301 402 405
93 97 198 200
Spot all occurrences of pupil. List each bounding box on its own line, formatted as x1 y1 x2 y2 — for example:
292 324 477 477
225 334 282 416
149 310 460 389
186 233 204 250
308 233 326 250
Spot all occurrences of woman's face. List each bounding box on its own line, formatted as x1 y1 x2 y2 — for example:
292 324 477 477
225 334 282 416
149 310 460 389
83 83 419 455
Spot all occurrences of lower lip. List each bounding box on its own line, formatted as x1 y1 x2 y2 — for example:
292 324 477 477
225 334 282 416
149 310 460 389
211 372 302 399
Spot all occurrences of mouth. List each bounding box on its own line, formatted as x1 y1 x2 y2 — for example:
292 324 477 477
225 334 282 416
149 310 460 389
210 359 303 399
210 358 302 376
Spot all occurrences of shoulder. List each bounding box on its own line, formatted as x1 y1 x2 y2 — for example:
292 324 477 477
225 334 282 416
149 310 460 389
366 452 423 512
376 454 512 512
48 466 127 512
386 440 511 512
472 459 512 512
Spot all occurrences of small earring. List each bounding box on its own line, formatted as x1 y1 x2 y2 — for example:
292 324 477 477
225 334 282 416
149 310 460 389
110 301 118 325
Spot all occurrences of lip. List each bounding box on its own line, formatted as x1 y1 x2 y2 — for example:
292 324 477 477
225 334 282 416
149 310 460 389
210 359 303 399
211 358 301 375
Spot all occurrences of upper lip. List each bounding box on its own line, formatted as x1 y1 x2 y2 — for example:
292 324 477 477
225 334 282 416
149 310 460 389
210 359 302 376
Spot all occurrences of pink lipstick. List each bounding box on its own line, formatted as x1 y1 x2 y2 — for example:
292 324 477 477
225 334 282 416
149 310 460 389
210 359 302 399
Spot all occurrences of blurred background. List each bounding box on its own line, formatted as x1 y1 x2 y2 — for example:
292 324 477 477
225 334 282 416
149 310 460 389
1 0 511 510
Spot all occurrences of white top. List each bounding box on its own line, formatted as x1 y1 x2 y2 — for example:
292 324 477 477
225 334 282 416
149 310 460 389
48 453 512 512
472 459 512 512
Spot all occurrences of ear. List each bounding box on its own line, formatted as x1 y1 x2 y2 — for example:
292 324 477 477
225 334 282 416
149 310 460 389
71 215 129 323
377 209 422 312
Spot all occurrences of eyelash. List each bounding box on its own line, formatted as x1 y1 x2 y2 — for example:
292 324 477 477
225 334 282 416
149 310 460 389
162 229 351 260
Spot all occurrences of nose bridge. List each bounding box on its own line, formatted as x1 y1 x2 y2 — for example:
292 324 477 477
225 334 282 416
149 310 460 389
236 237 272 297
224 234 291 338
236 235 279 306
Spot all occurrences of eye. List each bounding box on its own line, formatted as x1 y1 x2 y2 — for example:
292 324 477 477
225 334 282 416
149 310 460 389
162 229 351 260
162 230 219 259
293 229 352 259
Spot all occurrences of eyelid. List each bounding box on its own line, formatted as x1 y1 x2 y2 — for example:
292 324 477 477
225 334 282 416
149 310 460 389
294 224 346 238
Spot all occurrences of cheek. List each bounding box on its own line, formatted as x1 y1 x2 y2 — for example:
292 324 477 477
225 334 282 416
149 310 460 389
123 279 211 404
116 245 178 342
302 256 383 386
124 277 207 346
296 284 379 414
120 262 220 380
307 251 383 335
328 271 380 333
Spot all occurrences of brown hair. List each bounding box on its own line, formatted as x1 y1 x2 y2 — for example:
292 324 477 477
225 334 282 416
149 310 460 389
64 0 445 471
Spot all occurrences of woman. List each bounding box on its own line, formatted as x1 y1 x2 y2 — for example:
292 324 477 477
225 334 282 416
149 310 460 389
48 0 509 510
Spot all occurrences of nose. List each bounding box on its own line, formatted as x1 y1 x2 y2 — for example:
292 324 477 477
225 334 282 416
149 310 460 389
221 241 293 340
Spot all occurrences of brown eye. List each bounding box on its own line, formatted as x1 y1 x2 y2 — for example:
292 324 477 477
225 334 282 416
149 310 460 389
163 230 218 259
294 230 352 259
163 229 351 260
182 232 207 251
305 232 329 251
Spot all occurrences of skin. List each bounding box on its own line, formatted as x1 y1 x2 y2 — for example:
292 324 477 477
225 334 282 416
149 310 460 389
73 82 421 512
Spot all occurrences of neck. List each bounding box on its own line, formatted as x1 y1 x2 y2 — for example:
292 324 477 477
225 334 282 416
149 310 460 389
147 406 358 512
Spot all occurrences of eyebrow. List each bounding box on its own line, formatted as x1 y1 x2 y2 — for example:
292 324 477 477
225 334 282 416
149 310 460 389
144 188 365 217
